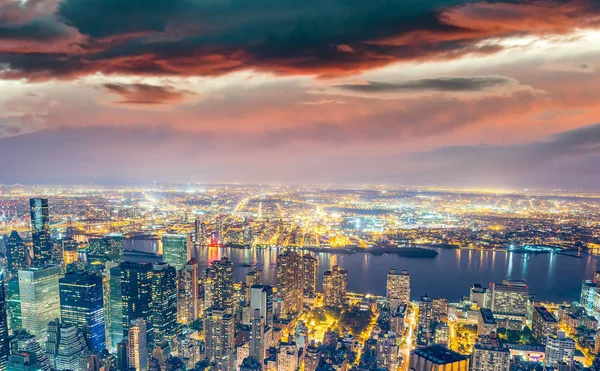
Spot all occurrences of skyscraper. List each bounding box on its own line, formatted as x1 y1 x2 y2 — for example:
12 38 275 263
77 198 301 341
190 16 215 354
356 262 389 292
207 257 234 314
18 266 63 346
323 266 347 307
418 294 433 345
177 259 199 325
249 309 265 363
29 199 52 265
489 280 529 318
108 265 123 347
250 285 273 326
0 270 9 371
276 251 303 316
545 332 575 368
151 263 179 345
203 308 235 371
6 231 27 276
54 324 88 371
59 272 106 352
471 335 510 371
386 269 410 312
128 319 148 371
161 234 191 271
532 306 558 344
302 255 317 298
7 279 21 332
375 332 400 371
120 262 153 345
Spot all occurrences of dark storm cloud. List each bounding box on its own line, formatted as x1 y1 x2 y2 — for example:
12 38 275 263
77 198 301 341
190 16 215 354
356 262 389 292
102 83 195 104
336 76 515 93
1 0 598 79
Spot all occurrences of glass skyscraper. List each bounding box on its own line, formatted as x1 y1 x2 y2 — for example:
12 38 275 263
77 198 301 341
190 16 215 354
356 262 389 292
161 234 190 270
59 272 106 352
120 262 153 346
29 199 52 265
151 263 179 346
0 270 9 371
6 231 27 276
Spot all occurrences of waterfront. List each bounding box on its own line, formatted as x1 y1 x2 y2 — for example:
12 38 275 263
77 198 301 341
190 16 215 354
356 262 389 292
194 247 599 303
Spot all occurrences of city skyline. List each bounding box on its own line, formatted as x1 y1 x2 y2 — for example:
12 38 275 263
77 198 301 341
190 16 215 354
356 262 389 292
2 0 600 188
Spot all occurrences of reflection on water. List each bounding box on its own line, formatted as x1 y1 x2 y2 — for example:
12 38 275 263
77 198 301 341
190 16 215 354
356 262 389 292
194 247 599 303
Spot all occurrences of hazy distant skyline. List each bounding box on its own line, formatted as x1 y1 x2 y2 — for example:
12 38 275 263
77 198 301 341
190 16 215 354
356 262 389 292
2 0 600 188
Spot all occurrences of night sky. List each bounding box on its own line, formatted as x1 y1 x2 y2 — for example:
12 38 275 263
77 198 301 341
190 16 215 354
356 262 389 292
2 0 600 188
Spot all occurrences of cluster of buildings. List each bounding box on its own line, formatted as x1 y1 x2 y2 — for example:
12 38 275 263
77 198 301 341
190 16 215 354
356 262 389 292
2 197 600 371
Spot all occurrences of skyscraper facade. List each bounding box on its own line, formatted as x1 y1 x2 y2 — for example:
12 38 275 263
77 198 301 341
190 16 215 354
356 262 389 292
207 258 234 314
250 285 273 326
29 199 52 265
177 259 199 325
489 280 529 318
6 231 27 276
0 270 9 371
323 266 347 307
54 325 88 371
108 266 123 347
128 319 148 371
161 234 191 271
151 263 179 345
302 255 317 298
120 262 153 344
203 308 235 371
386 269 410 312
59 272 106 352
276 251 303 316
18 266 63 345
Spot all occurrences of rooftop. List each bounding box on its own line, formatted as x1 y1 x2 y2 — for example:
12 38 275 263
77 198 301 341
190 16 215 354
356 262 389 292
534 306 557 323
411 345 468 365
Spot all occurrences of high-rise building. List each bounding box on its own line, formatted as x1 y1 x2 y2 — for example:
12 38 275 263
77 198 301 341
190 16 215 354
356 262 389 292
7 279 22 332
203 308 235 371
18 266 63 346
470 284 489 309
250 285 273 326
0 270 9 371
304 342 320 371
206 258 234 314
6 231 28 276
489 280 528 318
177 259 199 325
120 262 153 345
376 332 399 371
386 269 410 312
161 234 191 271
276 251 303 316
390 304 407 335
59 272 106 352
116 340 128 371
277 341 298 371
471 336 510 371
409 345 469 371
54 324 88 371
245 269 262 302
302 255 317 297
29 199 52 265
418 294 433 343
323 266 347 307
249 309 265 363
128 319 148 371
15 333 51 371
545 331 575 368
477 309 497 336
108 265 123 347
151 263 179 345
532 306 558 344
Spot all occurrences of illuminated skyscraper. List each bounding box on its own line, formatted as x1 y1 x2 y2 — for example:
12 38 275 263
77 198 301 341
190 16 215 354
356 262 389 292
276 251 303 316
120 262 153 345
418 294 433 345
471 335 510 371
161 234 191 270
532 306 558 344
29 199 52 265
203 308 235 371
250 285 273 326
302 255 317 298
6 231 27 276
386 269 410 312
545 332 575 368
206 258 234 314
376 332 400 371
6 278 21 332
323 266 347 307
249 309 265 363
54 324 88 371
18 266 63 346
489 280 528 318
108 266 123 347
177 259 199 325
151 263 179 345
59 272 106 352
0 270 9 371
128 319 148 371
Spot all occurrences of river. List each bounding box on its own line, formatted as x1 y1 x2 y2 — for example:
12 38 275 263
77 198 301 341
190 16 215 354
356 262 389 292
193 247 599 303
